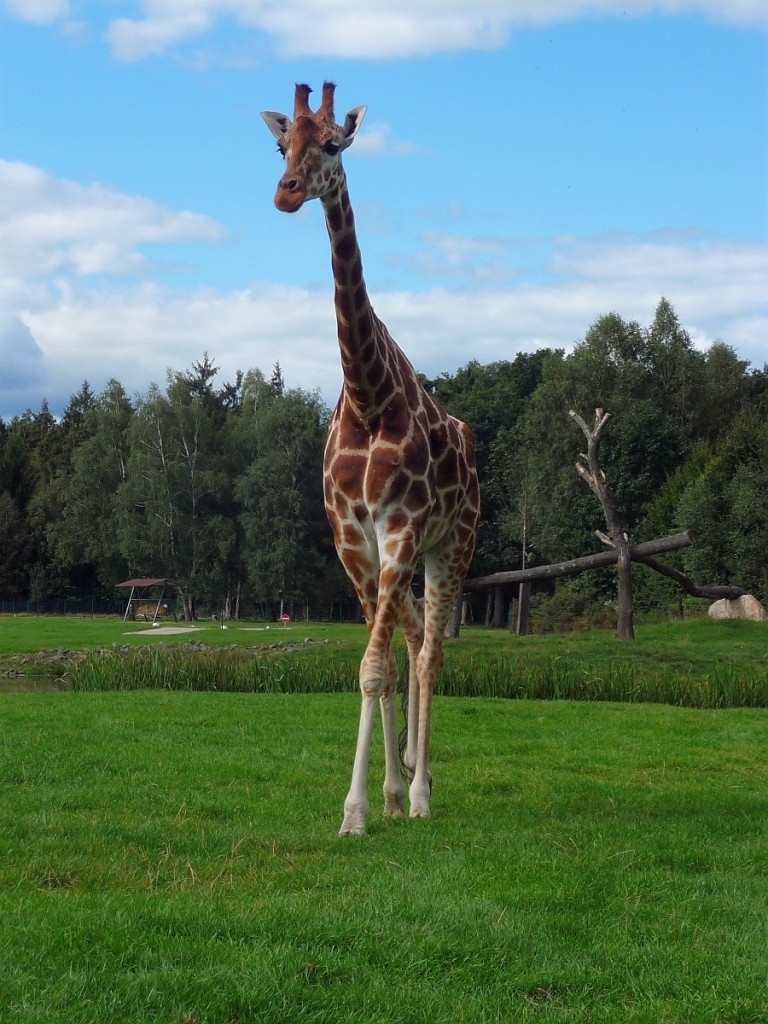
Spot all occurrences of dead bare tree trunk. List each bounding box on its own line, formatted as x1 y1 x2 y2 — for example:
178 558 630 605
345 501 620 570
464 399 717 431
570 408 634 639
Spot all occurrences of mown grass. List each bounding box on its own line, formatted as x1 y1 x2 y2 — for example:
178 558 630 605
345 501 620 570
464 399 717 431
1 691 767 1022
0 614 355 656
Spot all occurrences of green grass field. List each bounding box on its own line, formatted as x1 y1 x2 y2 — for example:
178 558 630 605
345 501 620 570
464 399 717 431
1 616 767 1021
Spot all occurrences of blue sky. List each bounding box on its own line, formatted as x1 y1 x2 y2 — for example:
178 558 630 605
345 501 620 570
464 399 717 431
1 1 766 418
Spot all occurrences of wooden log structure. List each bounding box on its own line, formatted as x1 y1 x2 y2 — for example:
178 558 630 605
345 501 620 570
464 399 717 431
464 531 693 592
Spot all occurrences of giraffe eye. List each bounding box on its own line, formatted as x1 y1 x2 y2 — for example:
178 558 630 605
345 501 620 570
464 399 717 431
324 140 340 156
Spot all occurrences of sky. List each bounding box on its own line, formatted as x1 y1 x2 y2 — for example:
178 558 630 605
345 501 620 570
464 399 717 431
1 0 767 419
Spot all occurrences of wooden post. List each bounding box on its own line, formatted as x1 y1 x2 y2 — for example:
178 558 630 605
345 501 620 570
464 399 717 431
516 581 530 636
444 592 463 639
491 584 505 628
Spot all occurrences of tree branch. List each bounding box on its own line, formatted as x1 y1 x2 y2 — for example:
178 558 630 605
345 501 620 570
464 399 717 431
631 555 748 600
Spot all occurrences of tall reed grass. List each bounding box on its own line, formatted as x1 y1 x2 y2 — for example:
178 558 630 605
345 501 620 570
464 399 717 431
437 654 768 707
69 646 356 694
68 644 768 708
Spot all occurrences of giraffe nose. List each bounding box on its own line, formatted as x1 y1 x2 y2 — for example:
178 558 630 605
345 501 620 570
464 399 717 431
275 174 307 213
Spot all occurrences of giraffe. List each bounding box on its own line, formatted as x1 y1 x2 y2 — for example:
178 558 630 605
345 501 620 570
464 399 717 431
262 83 480 835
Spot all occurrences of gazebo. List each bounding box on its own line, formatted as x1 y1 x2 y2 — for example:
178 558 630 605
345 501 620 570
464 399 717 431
116 578 178 623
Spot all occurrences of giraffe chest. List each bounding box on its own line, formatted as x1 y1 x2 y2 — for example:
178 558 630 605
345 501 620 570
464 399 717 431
322 398 473 553
325 440 433 519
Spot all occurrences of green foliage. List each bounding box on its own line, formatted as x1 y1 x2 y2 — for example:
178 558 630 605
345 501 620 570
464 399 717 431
0 489 30 595
48 379 133 594
424 353 550 573
235 385 329 611
1 298 767 619
676 411 768 596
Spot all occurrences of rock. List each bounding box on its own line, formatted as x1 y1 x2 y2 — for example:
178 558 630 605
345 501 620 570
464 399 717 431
708 595 768 621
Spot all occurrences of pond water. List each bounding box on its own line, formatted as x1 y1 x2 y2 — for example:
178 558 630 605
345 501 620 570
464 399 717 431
1 673 68 692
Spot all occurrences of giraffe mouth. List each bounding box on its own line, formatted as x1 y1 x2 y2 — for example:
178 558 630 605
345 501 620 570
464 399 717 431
275 186 307 213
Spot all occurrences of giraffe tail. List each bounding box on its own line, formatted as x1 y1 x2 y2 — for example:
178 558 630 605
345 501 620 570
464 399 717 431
398 677 411 781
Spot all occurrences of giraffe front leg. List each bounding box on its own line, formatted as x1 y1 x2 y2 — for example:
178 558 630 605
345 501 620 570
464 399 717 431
341 640 400 833
339 693 377 835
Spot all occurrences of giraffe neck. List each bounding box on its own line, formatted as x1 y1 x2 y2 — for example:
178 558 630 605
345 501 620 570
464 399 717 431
322 179 397 423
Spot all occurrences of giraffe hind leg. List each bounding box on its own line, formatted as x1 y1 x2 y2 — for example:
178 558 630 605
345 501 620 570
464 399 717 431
380 668 406 818
398 592 424 783
408 540 469 819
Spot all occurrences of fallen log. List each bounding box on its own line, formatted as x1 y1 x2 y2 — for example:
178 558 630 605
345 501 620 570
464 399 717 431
464 531 692 592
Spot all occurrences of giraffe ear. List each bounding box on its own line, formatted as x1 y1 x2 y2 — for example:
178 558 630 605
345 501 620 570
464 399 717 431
340 105 367 148
261 111 292 140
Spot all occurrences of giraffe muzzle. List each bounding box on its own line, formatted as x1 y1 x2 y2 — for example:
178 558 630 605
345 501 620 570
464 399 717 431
275 176 307 213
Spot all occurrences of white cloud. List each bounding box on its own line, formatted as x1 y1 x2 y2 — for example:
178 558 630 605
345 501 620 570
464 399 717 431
0 159 231 416
376 239 768 379
417 231 514 280
1 162 764 418
106 5 214 61
355 122 417 158
256 5 508 60
545 234 768 329
3 0 70 24
4 233 765 419
4 0 758 62
16 281 341 416
0 160 228 279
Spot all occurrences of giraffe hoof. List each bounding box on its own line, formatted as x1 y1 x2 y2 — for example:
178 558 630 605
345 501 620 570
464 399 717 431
409 776 432 818
409 800 431 819
339 809 367 835
383 788 406 817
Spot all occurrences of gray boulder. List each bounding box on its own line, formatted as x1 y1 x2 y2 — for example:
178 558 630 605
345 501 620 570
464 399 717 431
708 595 767 621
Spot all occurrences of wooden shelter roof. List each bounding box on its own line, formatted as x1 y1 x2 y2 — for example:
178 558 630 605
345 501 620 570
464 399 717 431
116 578 176 588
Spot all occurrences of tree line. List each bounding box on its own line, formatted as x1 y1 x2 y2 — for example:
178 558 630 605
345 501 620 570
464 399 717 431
1 298 766 625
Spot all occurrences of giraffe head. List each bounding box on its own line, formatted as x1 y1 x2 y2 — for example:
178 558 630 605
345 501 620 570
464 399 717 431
261 82 366 213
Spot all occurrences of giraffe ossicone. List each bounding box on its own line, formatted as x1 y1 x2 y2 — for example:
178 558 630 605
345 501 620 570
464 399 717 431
262 83 480 835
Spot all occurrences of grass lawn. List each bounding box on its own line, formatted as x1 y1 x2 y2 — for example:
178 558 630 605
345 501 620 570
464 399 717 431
1 688 767 1022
